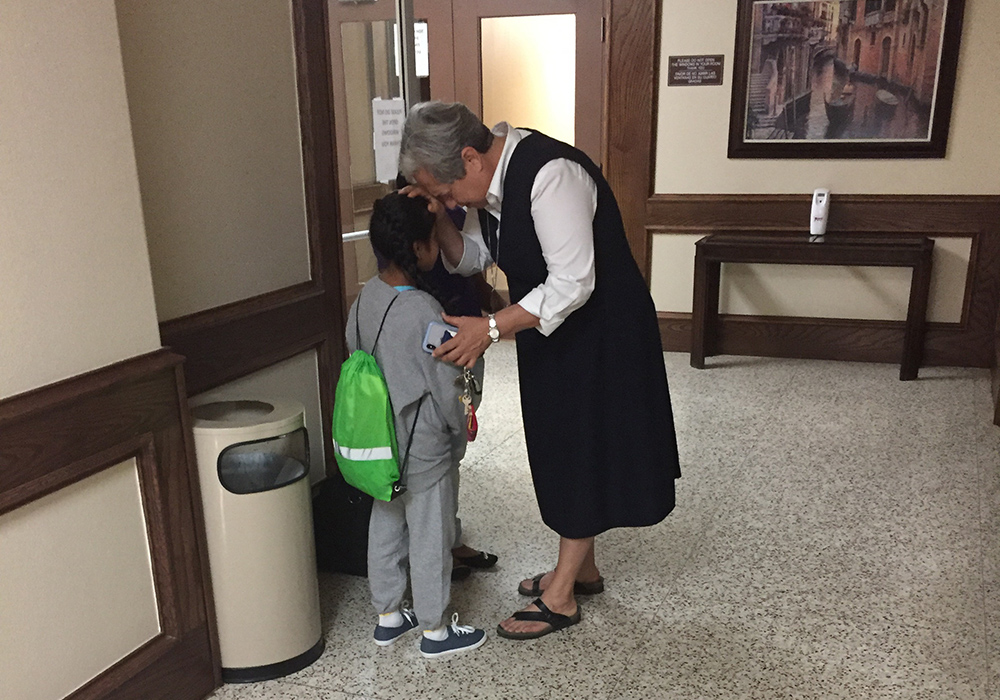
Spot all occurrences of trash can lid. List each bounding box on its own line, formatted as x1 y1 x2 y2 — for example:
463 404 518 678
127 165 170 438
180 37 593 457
191 399 304 436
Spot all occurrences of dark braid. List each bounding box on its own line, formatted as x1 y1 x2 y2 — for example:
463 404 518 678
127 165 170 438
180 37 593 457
368 192 445 306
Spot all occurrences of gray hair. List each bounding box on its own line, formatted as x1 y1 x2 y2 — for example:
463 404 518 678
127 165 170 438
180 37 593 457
398 101 494 183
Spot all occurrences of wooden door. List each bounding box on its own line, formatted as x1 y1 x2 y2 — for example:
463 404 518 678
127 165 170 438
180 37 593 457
327 0 456 307
327 1 456 228
452 0 606 165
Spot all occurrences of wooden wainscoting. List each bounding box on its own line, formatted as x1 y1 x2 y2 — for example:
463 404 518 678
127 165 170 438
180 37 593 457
0 350 219 700
647 194 1000 370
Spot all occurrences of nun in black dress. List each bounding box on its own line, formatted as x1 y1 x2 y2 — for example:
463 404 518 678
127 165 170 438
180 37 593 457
399 101 680 640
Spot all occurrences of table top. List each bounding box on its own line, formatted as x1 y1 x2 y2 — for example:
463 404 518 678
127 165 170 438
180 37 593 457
694 233 934 266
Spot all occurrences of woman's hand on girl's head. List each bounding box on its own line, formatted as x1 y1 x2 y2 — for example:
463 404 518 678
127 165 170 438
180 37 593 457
400 184 446 219
432 314 491 368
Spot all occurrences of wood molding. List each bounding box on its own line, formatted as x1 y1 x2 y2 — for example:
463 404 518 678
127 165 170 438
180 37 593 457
660 312 973 366
606 0 660 282
70 627 214 700
993 311 1000 426
159 284 328 396
647 194 1000 369
0 349 220 700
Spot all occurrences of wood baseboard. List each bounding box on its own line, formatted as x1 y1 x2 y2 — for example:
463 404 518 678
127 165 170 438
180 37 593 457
659 312 975 367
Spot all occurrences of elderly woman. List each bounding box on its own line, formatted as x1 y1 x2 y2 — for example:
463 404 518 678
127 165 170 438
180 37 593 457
399 101 680 640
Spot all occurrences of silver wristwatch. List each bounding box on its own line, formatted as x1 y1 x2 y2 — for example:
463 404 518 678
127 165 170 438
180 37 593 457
487 313 500 343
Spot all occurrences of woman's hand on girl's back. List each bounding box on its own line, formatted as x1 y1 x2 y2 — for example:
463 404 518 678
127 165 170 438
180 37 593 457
432 314 491 369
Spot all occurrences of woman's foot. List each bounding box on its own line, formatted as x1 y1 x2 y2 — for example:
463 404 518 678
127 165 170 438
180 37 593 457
517 570 604 596
451 543 481 559
498 594 579 638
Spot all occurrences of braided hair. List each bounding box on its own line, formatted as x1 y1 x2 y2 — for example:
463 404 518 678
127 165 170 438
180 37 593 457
368 192 444 306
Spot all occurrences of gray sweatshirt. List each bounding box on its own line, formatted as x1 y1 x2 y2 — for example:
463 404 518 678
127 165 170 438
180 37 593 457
346 277 467 493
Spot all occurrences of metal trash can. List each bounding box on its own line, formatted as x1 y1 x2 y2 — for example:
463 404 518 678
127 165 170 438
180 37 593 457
191 399 324 683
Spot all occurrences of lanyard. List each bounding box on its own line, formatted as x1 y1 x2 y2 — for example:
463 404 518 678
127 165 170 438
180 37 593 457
478 209 500 265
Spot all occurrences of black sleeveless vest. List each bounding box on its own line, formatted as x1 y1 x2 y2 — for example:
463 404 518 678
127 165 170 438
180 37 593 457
485 131 680 539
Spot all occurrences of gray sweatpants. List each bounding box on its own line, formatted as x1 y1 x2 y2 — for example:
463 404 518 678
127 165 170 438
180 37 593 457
368 468 457 630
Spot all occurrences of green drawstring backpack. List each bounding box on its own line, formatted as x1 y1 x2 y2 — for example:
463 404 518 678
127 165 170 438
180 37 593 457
332 290 424 501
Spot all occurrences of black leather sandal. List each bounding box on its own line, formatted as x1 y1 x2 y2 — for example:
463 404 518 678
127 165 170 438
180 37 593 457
517 572 605 596
496 598 581 640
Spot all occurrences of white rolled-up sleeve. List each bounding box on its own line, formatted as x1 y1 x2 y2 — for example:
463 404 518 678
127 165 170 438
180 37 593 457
516 159 597 336
441 208 493 276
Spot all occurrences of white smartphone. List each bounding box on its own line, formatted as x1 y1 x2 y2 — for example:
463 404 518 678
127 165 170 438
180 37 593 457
422 321 459 353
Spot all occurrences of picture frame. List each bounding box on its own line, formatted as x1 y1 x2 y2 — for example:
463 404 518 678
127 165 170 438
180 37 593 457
728 0 966 159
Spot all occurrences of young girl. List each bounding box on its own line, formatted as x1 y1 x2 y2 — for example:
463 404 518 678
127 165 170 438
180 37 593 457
345 192 486 658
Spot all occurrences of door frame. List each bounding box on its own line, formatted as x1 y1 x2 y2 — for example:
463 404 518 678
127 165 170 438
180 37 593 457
606 0 660 282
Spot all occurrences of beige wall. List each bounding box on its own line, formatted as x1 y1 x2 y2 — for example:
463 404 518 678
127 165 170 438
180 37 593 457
117 0 311 322
0 4 166 697
0 0 161 400
0 461 160 700
652 0 1000 318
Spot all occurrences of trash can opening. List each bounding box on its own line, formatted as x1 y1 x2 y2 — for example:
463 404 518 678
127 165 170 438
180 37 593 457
218 427 310 495
193 400 275 422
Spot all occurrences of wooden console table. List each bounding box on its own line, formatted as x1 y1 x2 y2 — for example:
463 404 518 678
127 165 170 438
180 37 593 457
690 233 935 380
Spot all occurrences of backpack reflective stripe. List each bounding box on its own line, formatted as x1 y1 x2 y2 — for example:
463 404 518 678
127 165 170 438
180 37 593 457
332 441 394 462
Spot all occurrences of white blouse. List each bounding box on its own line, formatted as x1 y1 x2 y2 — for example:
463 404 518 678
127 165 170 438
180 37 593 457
442 123 598 336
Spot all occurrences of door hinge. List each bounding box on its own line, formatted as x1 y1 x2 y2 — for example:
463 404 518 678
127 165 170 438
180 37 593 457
601 16 607 43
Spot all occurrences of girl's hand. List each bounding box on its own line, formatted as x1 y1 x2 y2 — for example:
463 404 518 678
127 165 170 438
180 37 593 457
432 314 492 368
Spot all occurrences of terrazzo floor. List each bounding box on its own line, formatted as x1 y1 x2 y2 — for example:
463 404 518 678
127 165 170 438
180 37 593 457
208 343 1000 700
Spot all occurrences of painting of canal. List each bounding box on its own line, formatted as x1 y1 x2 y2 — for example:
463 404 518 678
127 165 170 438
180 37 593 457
736 0 958 146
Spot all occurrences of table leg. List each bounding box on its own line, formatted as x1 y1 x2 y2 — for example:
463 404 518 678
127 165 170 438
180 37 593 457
900 253 933 380
691 256 720 369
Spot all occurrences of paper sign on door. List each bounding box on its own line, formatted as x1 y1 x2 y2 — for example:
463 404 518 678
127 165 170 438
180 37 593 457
372 98 406 183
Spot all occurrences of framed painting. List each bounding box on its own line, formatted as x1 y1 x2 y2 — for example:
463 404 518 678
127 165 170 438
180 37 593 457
728 0 966 158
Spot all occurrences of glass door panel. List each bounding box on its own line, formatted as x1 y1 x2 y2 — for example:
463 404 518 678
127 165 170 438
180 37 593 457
341 19 399 230
481 14 576 146
453 0 605 166
328 1 455 308
336 18 399 305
